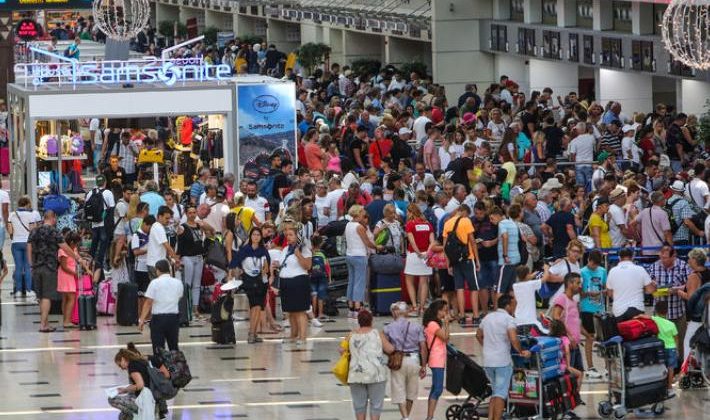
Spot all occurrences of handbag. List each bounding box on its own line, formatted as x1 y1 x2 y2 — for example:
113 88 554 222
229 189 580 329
387 322 410 371
137 148 164 164
426 250 448 269
205 240 228 270
332 336 351 384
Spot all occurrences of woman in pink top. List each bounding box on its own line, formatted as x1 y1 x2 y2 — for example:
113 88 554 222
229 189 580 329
423 299 450 420
57 232 81 328
423 127 442 172
325 142 342 173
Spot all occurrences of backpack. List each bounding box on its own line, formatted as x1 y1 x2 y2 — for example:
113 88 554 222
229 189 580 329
210 294 234 323
664 197 682 234
444 216 469 263
157 348 192 389
517 225 529 266
43 194 71 216
232 209 248 245
147 360 178 401
310 251 330 281
84 188 106 223
423 207 438 233
324 297 339 317
257 175 276 199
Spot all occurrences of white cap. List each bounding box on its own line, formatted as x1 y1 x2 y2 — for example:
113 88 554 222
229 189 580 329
670 180 685 193
221 279 243 291
398 127 412 136
622 124 636 134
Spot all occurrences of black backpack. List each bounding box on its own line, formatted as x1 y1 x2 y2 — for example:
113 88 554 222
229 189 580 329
85 188 106 223
664 197 682 235
444 216 469 264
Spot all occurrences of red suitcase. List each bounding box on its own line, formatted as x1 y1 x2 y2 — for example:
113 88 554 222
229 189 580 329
617 317 659 341
0 147 8 175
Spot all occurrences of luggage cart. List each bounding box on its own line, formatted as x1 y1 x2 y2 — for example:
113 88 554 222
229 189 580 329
445 345 491 420
506 345 563 420
595 336 669 419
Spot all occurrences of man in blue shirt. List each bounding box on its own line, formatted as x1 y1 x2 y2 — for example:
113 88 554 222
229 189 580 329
602 102 621 125
140 180 167 217
580 250 607 379
190 169 210 205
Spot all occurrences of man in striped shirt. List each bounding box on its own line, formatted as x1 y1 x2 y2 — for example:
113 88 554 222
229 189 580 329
599 119 623 157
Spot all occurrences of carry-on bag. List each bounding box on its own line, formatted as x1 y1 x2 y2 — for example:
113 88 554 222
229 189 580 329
116 282 139 326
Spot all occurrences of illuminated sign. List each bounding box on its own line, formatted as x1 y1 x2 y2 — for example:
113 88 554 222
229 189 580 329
15 18 41 40
14 47 233 88
0 0 92 11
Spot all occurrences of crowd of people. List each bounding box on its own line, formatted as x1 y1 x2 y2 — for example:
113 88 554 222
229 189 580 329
8 30 710 417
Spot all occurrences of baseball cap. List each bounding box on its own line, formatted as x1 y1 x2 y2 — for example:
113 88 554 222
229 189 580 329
597 151 611 164
398 127 412 136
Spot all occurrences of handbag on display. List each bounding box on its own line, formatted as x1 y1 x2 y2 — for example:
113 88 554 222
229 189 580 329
138 148 164 164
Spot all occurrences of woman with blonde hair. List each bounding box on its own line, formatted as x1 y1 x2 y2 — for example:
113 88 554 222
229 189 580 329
345 205 382 317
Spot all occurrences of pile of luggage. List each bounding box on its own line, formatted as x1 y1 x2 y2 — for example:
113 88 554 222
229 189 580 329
510 333 580 419
595 314 669 412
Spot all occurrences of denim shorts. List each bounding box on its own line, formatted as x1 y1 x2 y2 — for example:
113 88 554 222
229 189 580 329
484 364 514 400
665 348 678 369
476 260 498 289
310 275 328 300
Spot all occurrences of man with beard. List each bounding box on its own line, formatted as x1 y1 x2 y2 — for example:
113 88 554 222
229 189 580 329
245 179 271 223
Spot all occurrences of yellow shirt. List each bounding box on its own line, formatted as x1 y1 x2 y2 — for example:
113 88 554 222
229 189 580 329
443 215 476 259
231 206 256 232
589 213 612 248
285 52 297 72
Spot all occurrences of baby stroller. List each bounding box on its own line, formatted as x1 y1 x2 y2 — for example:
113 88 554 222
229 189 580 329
445 345 491 420
680 306 710 389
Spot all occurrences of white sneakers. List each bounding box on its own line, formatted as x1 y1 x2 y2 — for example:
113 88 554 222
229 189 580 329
585 367 605 379
310 318 323 328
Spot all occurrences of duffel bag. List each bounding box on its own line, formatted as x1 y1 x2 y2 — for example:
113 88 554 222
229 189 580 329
617 317 659 341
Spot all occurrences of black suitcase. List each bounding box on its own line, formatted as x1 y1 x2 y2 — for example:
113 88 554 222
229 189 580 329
620 380 667 409
116 282 139 326
50 299 62 315
178 271 192 327
369 272 401 315
211 321 236 344
593 312 619 342
623 336 666 368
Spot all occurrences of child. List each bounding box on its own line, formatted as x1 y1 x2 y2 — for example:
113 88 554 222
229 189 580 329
579 250 607 379
549 320 583 407
652 301 678 398
58 232 82 329
131 215 153 319
309 235 331 321
512 265 547 333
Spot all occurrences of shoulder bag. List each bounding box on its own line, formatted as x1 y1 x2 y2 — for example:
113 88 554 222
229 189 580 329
387 322 410 371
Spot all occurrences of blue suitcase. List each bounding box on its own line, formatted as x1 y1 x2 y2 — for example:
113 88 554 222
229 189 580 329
541 364 563 381
369 273 401 315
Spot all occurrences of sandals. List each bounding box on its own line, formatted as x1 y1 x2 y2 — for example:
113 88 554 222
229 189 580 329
39 327 56 333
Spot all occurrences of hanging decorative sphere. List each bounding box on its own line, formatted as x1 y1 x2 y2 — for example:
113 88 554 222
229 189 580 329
92 0 150 41
661 0 710 70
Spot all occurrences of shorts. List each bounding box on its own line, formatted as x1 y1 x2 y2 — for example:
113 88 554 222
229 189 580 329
390 355 421 404
310 275 328 300
580 312 596 335
33 265 59 301
453 260 477 291
476 260 498 289
135 271 150 295
439 269 455 292
484 364 514 400
242 274 267 309
665 348 678 369
570 347 584 372
496 264 517 294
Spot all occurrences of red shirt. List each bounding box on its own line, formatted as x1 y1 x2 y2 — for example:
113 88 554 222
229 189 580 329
368 138 393 169
304 142 324 170
405 218 433 253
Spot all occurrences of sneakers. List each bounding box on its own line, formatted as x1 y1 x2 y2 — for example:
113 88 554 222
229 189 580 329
310 318 323 328
585 367 603 379
667 389 676 399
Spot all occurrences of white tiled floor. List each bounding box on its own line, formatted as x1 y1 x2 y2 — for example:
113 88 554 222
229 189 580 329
1 281 709 419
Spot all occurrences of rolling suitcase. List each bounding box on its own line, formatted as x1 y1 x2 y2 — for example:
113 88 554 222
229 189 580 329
626 364 668 387
178 270 192 327
211 321 236 344
623 336 666 367
369 272 401 315
116 282 139 326
622 380 667 409
74 271 96 330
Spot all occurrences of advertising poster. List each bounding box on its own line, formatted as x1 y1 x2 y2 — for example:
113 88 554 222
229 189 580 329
237 83 297 181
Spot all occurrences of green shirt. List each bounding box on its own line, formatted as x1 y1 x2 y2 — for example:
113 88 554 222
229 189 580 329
652 316 677 349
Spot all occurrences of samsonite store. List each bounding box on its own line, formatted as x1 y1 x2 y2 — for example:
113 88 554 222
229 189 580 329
7 53 296 206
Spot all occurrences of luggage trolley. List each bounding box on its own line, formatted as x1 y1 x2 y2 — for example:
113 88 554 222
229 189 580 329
506 343 564 420
445 345 491 420
595 336 670 419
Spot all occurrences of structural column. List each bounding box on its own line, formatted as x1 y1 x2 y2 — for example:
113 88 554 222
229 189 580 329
557 0 576 27
529 59 578 97
593 0 613 31
631 2 654 35
679 80 710 115
524 0 542 23
598 68 652 115
431 0 494 96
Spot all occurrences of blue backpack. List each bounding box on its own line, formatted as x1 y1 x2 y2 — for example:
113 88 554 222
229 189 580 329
310 251 329 281
43 194 71 216
257 175 276 199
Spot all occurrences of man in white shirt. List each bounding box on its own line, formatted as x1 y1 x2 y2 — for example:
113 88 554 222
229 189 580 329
147 206 181 279
686 163 710 210
412 107 433 147
326 177 345 223
204 188 230 235
314 181 332 228
89 117 103 172
477 295 530 420
608 187 630 248
568 122 596 188
244 180 270 223
139 259 184 352
445 184 467 213
607 248 656 321
86 175 115 269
